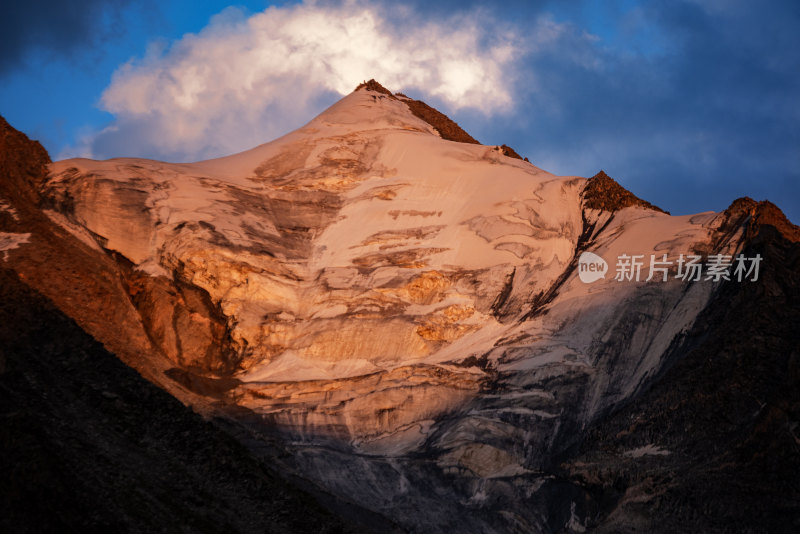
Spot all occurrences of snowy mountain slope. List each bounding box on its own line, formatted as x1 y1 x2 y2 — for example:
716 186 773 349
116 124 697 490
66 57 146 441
47 86 586 382
12 81 794 532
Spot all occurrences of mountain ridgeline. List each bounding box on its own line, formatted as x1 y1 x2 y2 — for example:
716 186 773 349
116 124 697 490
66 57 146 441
1 81 798 533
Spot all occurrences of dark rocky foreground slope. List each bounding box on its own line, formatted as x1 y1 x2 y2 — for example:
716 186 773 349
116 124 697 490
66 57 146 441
0 267 365 534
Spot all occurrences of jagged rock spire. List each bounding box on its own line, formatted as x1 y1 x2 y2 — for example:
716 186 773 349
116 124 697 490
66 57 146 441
583 170 667 213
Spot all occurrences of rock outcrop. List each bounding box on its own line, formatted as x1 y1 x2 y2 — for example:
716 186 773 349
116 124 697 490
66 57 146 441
583 170 668 214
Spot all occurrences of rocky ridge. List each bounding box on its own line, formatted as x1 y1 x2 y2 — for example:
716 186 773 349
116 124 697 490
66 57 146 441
583 170 668 214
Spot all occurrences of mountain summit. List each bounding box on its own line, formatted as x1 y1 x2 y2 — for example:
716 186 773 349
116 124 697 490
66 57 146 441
1 82 798 533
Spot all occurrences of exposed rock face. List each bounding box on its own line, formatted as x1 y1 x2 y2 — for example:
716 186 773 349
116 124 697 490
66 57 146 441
396 95 480 144
724 196 800 242
2 81 798 532
498 143 523 160
355 79 395 96
356 79 480 144
0 115 49 205
121 264 237 374
359 79 521 149
583 170 668 214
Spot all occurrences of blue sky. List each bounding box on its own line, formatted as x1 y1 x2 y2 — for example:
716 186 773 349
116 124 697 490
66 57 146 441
1 0 798 222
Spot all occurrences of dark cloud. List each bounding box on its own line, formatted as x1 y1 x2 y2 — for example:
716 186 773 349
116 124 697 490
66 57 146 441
452 0 800 222
0 0 141 74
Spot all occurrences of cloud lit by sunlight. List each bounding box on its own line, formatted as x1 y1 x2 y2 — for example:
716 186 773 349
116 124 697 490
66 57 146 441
75 1 529 161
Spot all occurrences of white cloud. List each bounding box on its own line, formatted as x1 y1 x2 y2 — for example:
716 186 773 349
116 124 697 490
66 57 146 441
72 0 529 162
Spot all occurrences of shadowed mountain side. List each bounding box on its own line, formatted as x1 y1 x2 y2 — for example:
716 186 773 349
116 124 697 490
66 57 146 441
0 268 365 534
562 224 800 533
